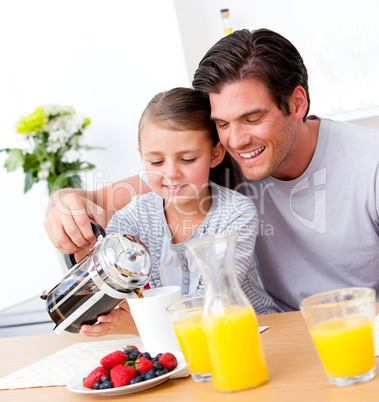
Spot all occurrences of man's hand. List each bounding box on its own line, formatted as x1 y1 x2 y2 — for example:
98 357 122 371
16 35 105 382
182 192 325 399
44 175 151 255
44 191 107 255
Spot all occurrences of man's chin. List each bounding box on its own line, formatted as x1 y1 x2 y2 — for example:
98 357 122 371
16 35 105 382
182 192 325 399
239 164 271 182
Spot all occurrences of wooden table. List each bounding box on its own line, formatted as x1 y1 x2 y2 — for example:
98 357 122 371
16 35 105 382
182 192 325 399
1 309 378 401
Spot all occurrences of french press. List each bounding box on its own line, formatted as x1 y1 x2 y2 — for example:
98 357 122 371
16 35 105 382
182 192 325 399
41 223 151 334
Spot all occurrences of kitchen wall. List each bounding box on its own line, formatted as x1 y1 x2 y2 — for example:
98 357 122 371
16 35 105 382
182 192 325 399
1 0 378 311
0 0 191 311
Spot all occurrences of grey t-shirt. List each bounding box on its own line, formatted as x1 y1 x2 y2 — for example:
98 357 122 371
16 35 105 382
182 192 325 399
240 118 379 311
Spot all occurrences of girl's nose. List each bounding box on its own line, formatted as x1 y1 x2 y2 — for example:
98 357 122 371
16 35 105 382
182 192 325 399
164 161 181 180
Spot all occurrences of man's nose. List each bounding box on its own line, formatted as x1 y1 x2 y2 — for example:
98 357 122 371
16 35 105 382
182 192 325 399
228 124 251 150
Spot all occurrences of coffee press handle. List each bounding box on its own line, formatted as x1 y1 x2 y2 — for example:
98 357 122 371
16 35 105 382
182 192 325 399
64 222 106 269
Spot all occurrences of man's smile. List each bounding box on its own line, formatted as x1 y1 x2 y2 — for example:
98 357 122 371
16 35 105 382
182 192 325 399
237 146 266 160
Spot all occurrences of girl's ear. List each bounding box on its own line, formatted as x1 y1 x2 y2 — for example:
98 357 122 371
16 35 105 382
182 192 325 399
210 141 226 168
137 146 142 159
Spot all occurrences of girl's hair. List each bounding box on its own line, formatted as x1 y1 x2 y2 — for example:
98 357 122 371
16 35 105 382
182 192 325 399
193 28 310 121
138 87 241 189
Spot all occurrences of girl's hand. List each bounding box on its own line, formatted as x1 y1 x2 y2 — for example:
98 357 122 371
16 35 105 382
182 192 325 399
80 301 138 337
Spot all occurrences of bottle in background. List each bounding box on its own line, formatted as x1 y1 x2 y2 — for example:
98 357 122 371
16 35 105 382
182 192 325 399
220 8 233 36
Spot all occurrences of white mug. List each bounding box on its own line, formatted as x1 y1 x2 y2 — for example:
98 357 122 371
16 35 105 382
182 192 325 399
127 286 182 354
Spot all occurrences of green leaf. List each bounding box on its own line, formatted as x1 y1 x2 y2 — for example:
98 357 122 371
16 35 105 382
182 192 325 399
4 149 25 171
82 145 106 151
23 153 40 172
66 174 82 188
24 171 34 193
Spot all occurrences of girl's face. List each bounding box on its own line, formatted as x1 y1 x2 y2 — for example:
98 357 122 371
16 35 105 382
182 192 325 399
138 124 225 211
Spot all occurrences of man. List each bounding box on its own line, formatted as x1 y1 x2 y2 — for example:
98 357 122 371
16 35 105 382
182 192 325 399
45 28 379 312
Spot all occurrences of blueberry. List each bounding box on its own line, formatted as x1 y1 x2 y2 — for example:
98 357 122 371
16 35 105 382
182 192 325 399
101 374 110 382
129 377 138 385
99 380 113 389
125 348 136 354
139 372 146 379
155 353 163 360
93 380 101 389
142 352 151 359
155 369 164 376
161 368 168 374
145 370 157 380
129 350 141 361
153 361 163 370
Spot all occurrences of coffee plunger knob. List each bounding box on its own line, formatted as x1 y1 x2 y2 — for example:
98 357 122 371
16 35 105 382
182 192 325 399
125 249 145 262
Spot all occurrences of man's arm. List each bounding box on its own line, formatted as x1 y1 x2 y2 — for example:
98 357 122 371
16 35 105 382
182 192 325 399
44 175 151 254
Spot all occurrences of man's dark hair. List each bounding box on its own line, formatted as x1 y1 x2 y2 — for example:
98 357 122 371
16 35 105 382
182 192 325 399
193 28 310 120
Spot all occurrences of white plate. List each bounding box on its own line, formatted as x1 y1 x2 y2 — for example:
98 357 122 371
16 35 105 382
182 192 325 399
66 351 187 396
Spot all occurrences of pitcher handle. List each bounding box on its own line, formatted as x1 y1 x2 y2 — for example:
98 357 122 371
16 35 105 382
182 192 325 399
64 222 106 269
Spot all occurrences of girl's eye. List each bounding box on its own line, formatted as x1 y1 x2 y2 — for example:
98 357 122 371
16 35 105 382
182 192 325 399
182 158 196 163
150 161 163 166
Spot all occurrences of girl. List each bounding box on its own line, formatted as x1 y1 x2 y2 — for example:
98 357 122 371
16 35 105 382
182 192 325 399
80 88 280 337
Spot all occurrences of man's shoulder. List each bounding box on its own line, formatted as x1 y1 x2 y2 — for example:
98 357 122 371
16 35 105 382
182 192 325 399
323 118 379 144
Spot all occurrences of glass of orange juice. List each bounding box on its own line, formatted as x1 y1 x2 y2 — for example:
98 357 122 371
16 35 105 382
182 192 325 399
300 287 376 387
167 296 212 382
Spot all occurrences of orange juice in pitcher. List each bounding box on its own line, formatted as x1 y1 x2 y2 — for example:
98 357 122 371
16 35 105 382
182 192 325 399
186 235 269 392
205 305 268 391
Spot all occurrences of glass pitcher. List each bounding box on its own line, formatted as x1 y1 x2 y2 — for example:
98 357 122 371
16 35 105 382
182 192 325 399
186 234 269 392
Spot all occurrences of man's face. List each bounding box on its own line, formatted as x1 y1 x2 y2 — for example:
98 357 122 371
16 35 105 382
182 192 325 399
209 78 298 181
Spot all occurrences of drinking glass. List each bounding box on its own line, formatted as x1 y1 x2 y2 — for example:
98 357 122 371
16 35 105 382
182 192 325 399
167 296 212 383
300 287 376 387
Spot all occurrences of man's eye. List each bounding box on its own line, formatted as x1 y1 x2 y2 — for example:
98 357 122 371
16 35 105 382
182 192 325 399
246 118 260 124
215 122 228 129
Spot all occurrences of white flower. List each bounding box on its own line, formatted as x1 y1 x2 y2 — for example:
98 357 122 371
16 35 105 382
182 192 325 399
42 104 74 117
65 113 86 135
49 129 71 144
61 149 81 163
46 142 61 153
38 170 49 180
40 161 51 170
46 114 85 139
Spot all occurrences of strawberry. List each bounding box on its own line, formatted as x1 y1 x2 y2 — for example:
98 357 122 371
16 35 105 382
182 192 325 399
83 366 109 388
111 364 136 387
135 356 153 374
126 345 139 351
158 352 178 372
100 350 128 368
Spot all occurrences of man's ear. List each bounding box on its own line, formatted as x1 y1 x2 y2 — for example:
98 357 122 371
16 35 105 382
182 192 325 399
291 85 308 121
210 141 226 168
